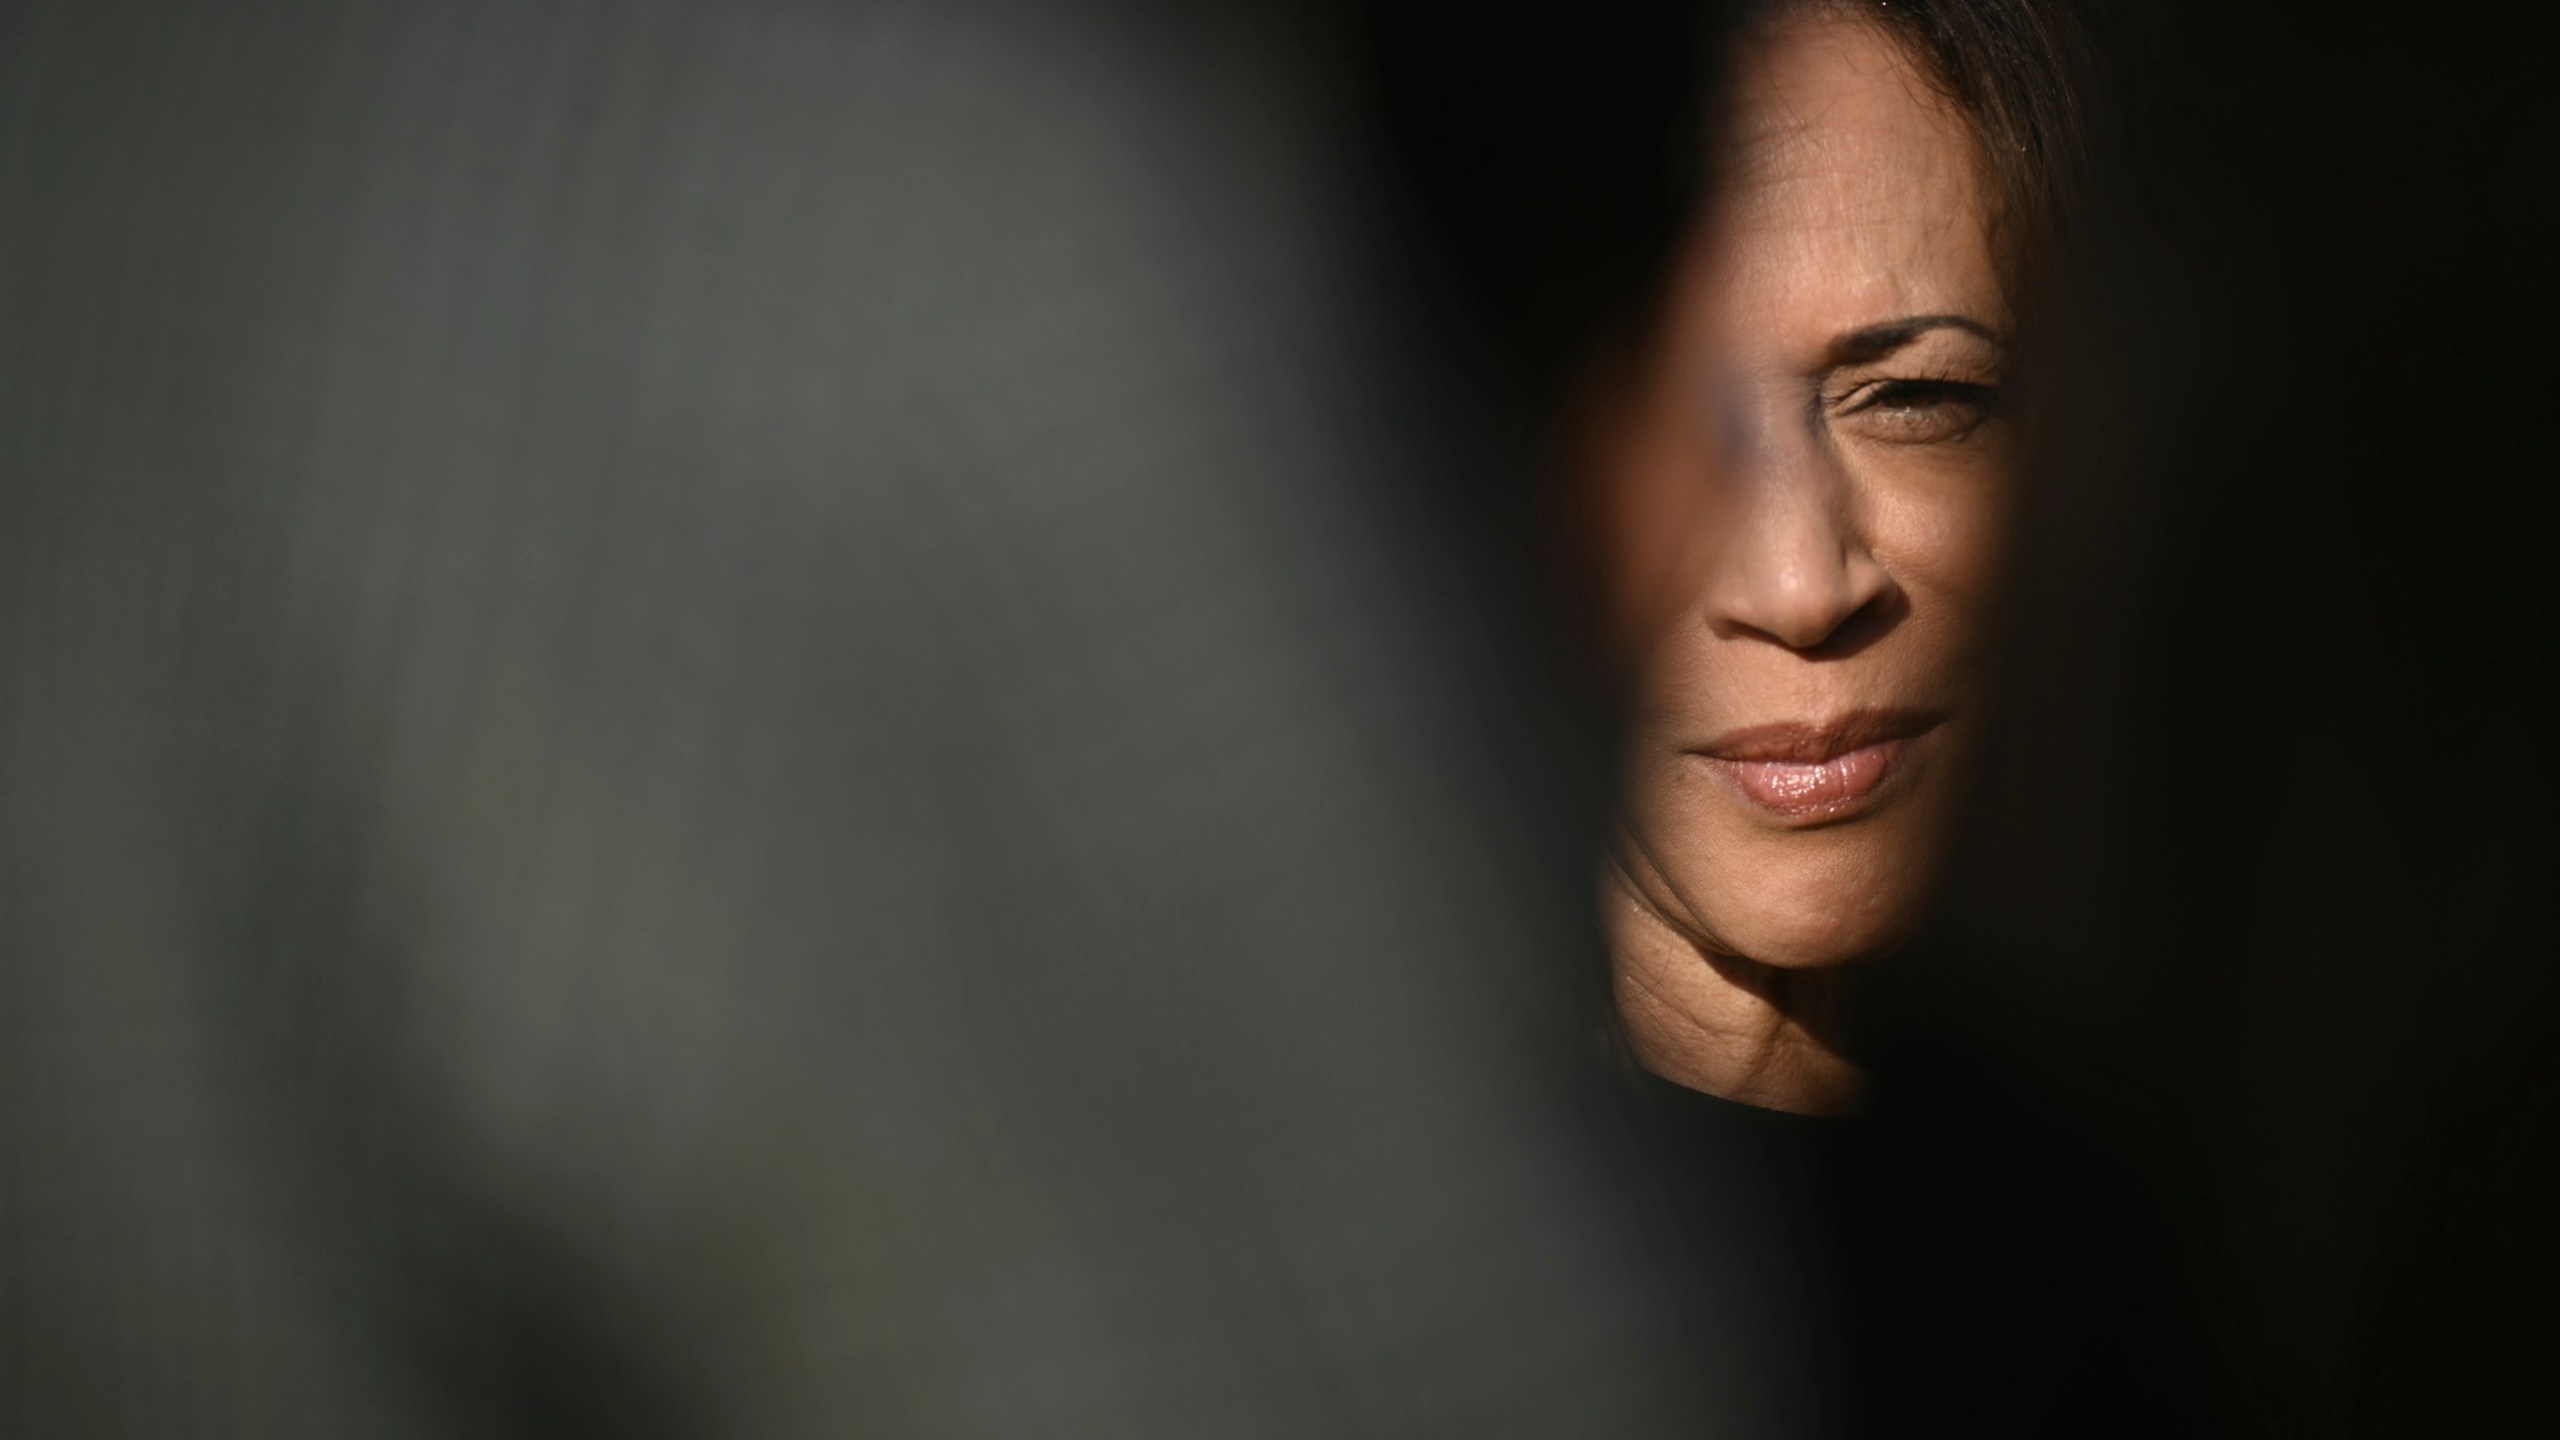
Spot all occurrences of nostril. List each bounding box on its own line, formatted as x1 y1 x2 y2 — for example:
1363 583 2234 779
1703 566 1903 657
1796 584 1905 659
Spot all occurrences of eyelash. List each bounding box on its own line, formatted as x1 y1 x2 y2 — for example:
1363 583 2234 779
1833 378 2004 443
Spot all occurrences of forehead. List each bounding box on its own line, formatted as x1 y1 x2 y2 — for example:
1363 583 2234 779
1707 15 2001 334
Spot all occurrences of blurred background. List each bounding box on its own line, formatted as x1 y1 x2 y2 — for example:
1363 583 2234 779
4 1 2554 1435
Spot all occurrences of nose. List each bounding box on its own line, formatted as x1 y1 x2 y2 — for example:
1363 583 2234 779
1698 416 1896 653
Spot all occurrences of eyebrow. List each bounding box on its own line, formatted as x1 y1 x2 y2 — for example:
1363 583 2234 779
1824 314 2006 366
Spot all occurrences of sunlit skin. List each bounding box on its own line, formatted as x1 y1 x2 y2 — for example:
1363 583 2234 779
1593 13 2019 1115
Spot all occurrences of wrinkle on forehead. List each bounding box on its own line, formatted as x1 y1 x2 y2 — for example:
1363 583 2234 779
1722 14 1971 184
1701 14 2004 337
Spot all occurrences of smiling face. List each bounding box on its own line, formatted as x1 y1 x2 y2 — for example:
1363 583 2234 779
1596 11 2017 1086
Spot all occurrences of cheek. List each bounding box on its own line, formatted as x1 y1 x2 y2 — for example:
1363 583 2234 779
1861 450 2016 631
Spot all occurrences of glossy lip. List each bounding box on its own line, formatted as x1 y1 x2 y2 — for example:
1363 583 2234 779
1688 707 1952 825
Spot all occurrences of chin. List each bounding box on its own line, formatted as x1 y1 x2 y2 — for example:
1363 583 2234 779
1705 890 1920 970
1680 833 1938 969
1627 784 1945 970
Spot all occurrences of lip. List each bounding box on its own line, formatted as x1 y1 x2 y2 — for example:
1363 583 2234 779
1689 707 1951 824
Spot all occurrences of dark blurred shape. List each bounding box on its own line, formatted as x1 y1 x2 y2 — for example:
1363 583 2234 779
1903 3 2560 1435
1364 1 1711 399
0 1 1753 1434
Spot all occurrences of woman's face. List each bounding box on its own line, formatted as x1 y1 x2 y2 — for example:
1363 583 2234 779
1601 14 2015 973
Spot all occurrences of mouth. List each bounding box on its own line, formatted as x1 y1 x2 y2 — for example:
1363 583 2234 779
1689 707 1952 825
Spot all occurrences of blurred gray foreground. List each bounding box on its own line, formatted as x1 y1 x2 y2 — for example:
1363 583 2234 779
0 2 1740 1435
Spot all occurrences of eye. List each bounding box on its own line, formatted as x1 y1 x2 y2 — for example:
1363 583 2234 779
1832 378 2003 445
